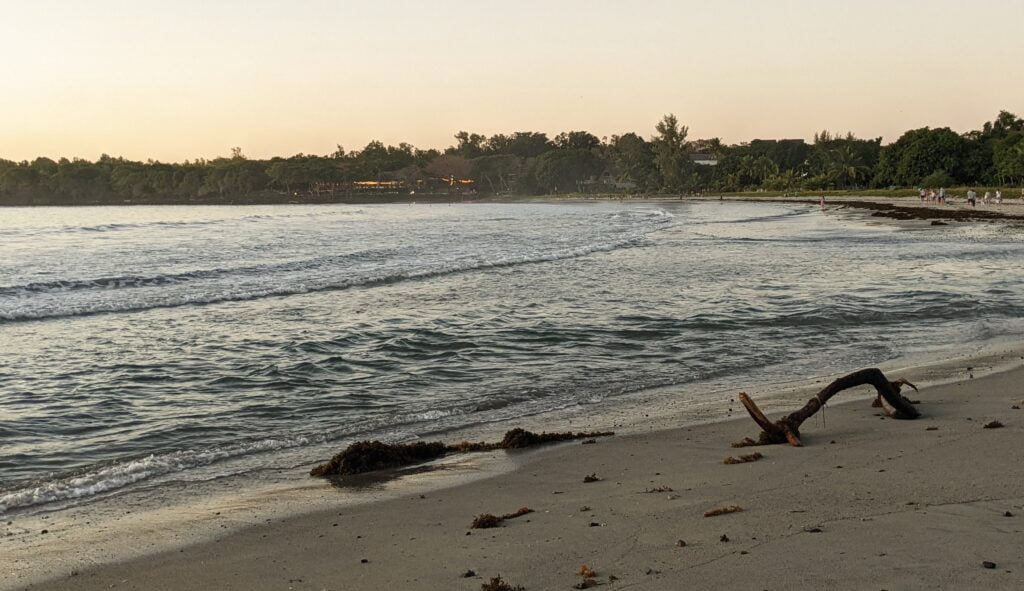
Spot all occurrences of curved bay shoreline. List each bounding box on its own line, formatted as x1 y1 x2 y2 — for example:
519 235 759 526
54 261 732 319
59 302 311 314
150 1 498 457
5 342 1024 591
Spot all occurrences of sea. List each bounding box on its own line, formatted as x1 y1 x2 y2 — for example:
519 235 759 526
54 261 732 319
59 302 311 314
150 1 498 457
2 200 1023 519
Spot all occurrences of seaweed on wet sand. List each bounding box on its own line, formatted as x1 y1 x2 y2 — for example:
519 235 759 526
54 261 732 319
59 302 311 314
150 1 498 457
481 575 525 591
724 452 764 464
471 507 533 529
311 428 614 476
309 440 446 477
704 505 744 517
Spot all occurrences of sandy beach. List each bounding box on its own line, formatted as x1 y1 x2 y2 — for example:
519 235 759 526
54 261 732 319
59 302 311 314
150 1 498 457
9 348 1023 591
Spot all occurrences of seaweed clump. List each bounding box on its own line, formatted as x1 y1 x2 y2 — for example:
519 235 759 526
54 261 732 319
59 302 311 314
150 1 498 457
309 440 446 477
311 428 614 477
723 452 764 464
481 576 525 591
471 507 533 529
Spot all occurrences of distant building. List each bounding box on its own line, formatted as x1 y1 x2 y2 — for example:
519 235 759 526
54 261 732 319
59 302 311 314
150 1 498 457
689 153 719 166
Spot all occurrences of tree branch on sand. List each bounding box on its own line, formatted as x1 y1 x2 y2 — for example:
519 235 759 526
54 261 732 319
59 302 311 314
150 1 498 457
735 368 920 447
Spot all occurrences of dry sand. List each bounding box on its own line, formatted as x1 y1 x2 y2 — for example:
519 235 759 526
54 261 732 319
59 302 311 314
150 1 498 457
14 360 1024 591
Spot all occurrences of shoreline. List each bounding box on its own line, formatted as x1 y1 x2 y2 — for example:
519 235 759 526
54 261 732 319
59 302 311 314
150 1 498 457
6 341 1024 590
6 194 1024 225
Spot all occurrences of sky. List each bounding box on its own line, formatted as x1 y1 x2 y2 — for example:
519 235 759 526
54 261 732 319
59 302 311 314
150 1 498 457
2 0 1023 162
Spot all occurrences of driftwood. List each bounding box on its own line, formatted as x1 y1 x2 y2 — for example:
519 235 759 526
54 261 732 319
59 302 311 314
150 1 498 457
737 368 920 447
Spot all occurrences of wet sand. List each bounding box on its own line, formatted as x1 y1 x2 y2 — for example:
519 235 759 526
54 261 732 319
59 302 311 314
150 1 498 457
13 354 1024 590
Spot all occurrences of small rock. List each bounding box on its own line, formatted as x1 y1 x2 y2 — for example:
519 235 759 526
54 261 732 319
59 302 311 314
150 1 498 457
926 427 938 431
360 558 369 564
720 534 729 542
1004 511 1014 517
588 522 603 527
983 421 1004 429
40 530 48 535
676 539 687 547
583 474 600 483
462 569 476 578
983 561 997 569
740 550 749 555
805 527 822 533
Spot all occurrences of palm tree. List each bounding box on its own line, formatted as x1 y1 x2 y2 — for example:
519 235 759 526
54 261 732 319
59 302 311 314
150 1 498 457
827 146 869 188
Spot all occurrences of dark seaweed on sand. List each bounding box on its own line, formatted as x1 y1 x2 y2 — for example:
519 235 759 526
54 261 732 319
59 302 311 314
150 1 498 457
311 428 614 477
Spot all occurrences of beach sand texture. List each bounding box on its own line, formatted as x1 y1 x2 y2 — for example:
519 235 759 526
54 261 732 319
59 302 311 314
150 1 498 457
15 363 1024 590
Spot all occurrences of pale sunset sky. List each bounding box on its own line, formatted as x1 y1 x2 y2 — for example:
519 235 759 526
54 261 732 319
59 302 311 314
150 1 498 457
2 0 1022 162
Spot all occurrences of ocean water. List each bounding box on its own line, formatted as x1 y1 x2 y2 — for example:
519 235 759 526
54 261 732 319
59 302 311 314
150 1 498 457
1 201 1022 516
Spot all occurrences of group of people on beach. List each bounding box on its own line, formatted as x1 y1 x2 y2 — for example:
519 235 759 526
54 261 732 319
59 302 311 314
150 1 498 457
919 187 1020 208
918 187 948 204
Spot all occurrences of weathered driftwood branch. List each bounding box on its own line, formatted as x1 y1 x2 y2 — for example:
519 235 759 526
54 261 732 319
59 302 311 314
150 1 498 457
737 368 919 447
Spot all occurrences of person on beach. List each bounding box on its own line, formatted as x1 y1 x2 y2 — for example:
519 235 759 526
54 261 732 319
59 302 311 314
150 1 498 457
967 189 977 207
819 195 825 209
983 191 991 204
919 188 927 202
995 189 1002 204
939 187 946 203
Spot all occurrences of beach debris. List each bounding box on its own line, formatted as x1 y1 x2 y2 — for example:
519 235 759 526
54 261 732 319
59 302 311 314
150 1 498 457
579 506 591 512
311 428 614 476
608 575 618 581
471 507 533 529
1012 405 1020 410
481 575 525 591
643 486 674 493
926 426 938 431
573 581 598 590
804 527 823 533
719 534 730 542
463 570 477 578
983 561 997 569
578 565 597 578
1004 511 1014 517
675 539 687 547
645 568 661 575
983 421 1004 429
360 558 369 563
583 473 601 483
723 452 764 464
705 505 743 517
735 369 921 448
588 522 603 527
581 439 597 445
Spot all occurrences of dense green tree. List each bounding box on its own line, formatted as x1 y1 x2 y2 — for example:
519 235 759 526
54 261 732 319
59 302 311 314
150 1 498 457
531 149 604 193
609 133 658 191
553 131 601 151
651 114 692 192
874 127 969 187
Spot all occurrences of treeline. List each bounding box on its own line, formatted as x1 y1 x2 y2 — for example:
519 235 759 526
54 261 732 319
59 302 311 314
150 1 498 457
2 111 1023 205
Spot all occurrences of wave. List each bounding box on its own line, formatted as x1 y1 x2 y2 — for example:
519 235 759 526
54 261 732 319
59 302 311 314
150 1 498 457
0 233 655 322
0 209 367 239
0 435 317 515
0 246 413 296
